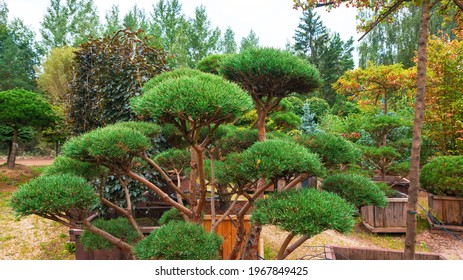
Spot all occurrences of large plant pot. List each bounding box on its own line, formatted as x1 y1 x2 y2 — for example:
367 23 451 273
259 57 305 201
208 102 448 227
361 191 408 233
69 228 133 260
324 245 446 260
202 215 264 260
69 222 158 260
427 193 463 233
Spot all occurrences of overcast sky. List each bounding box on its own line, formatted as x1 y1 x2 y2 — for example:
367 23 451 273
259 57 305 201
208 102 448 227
4 0 359 58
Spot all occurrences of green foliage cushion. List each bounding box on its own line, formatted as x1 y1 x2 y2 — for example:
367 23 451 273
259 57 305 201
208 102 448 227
220 47 321 97
420 156 463 196
269 111 302 132
62 125 150 163
133 71 253 127
196 54 231 74
225 139 325 183
0 89 56 128
79 217 140 250
158 208 185 225
43 156 105 180
252 188 355 236
141 68 203 94
111 121 161 138
10 174 98 218
154 149 191 172
321 173 388 208
133 221 223 260
296 133 362 168
307 97 330 121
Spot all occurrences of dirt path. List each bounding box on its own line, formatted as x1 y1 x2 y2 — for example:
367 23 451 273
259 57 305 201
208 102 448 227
0 157 54 166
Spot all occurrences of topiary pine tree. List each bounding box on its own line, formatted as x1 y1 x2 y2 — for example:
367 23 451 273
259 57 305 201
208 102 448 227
0 89 56 168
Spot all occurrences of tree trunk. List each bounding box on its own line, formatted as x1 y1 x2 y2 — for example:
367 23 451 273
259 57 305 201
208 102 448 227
404 0 432 260
7 127 19 169
188 147 201 223
256 106 268 142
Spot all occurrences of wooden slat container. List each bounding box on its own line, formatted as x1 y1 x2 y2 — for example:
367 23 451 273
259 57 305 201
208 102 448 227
427 194 463 232
361 191 408 233
202 215 263 260
325 245 446 260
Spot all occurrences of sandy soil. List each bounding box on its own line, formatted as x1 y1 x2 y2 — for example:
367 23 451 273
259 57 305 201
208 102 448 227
261 224 463 260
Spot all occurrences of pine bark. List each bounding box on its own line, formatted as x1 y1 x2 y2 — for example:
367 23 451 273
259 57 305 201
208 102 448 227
404 0 432 260
7 127 18 169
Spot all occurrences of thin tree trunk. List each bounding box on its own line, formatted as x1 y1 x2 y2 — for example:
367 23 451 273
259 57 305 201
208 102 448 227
256 106 268 142
404 0 432 260
7 127 18 169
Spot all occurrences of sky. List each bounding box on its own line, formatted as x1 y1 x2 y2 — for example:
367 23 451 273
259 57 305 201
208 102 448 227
4 0 359 58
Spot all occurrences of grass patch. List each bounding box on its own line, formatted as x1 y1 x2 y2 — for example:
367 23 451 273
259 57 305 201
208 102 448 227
264 243 278 260
0 163 75 260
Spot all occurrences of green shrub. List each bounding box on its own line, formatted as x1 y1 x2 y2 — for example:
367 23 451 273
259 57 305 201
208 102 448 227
62 125 151 163
133 221 223 260
232 139 326 182
79 217 140 250
10 174 98 219
307 97 330 121
154 149 190 172
296 133 362 169
196 54 231 74
252 188 355 236
220 48 321 97
158 208 184 225
321 173 388 208
269 111 302 132
43 156 105 180
132 70 253 128
420 156 463 196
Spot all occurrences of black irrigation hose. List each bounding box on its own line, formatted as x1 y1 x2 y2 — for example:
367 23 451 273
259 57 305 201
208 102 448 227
417 203 463 243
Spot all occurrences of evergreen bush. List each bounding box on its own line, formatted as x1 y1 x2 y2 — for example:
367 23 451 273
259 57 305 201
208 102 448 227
79 217 140 250
321 173 388 208
252 188 355 236
133 221 223 260
420 156 463 197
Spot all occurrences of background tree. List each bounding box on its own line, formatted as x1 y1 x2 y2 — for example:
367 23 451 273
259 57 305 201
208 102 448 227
358 4 458 68
40 0 100 51
0 3 41 91
186 6 221 67
423 35 463 155
220 27 237 54
123 5 148 32
103 4 122 35
68 29 167 134
239 29 259 51
292 9 354 105
333 63 415 115
149 0 191 68
37 46 76 108
0 89 56 168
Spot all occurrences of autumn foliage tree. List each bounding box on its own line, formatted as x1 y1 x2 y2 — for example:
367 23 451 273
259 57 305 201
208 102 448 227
423 35 463 155
333 63 415 115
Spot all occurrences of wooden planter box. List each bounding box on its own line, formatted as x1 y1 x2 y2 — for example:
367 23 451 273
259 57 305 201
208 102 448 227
69 225 158 260
202 215 264 260
69 228 132 260
325 245 446 260
361 191 408 233
427 193 463 233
